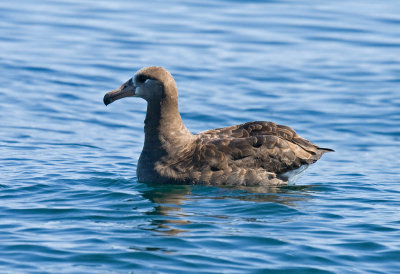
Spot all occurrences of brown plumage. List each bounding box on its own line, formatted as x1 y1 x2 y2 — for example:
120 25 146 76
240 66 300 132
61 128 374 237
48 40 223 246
104 66 333 186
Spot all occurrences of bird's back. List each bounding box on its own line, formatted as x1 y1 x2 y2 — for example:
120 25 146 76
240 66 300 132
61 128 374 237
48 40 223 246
153 121 332 186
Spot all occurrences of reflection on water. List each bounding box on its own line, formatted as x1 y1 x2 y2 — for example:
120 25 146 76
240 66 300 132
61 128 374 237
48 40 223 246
139 183 312 236
141 185 192 236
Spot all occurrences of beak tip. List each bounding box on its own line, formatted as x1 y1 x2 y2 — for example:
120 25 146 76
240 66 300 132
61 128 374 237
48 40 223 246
103 94 112 106
104 78 135 106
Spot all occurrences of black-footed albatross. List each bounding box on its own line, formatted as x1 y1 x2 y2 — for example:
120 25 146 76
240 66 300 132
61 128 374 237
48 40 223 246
104 66 333 186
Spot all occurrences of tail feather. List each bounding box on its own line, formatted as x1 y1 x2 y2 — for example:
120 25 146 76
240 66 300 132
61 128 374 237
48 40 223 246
318 147 335 153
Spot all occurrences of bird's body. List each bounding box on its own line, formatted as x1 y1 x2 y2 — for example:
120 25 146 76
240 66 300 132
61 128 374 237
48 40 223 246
104 66 332 186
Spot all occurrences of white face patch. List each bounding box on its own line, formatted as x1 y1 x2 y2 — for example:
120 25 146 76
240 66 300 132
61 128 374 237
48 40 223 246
133 78 162 100
135 79 154 98
135 86 143 97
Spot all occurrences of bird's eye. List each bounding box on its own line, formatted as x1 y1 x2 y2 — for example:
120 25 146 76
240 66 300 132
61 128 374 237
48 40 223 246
136 75 148 83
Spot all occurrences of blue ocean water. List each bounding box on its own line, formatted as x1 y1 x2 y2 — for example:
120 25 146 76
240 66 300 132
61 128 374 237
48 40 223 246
1 0 400 272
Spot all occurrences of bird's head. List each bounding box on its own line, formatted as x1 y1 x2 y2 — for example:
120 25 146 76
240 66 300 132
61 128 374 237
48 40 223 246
103 66 177 106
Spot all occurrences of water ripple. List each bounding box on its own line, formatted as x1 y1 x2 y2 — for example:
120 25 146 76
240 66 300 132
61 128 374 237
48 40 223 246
1 0 400 272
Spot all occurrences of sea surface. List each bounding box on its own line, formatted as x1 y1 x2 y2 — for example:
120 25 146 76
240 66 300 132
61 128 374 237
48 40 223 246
1 0 400 273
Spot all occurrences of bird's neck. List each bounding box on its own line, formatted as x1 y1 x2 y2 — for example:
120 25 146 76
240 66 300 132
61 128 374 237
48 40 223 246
142 97 193 156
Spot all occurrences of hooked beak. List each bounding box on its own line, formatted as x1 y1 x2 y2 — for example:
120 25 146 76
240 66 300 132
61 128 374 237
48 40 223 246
103 78 136 106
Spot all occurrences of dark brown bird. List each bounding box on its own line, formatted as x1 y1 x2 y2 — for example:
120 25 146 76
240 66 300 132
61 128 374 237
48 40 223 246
104 66 333 186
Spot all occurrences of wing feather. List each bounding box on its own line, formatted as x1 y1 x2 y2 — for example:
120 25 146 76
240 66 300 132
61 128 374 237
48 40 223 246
157 121 332 185
196 121 327 174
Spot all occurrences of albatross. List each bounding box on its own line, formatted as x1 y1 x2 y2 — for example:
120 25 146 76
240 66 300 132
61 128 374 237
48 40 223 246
104 66 333 186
